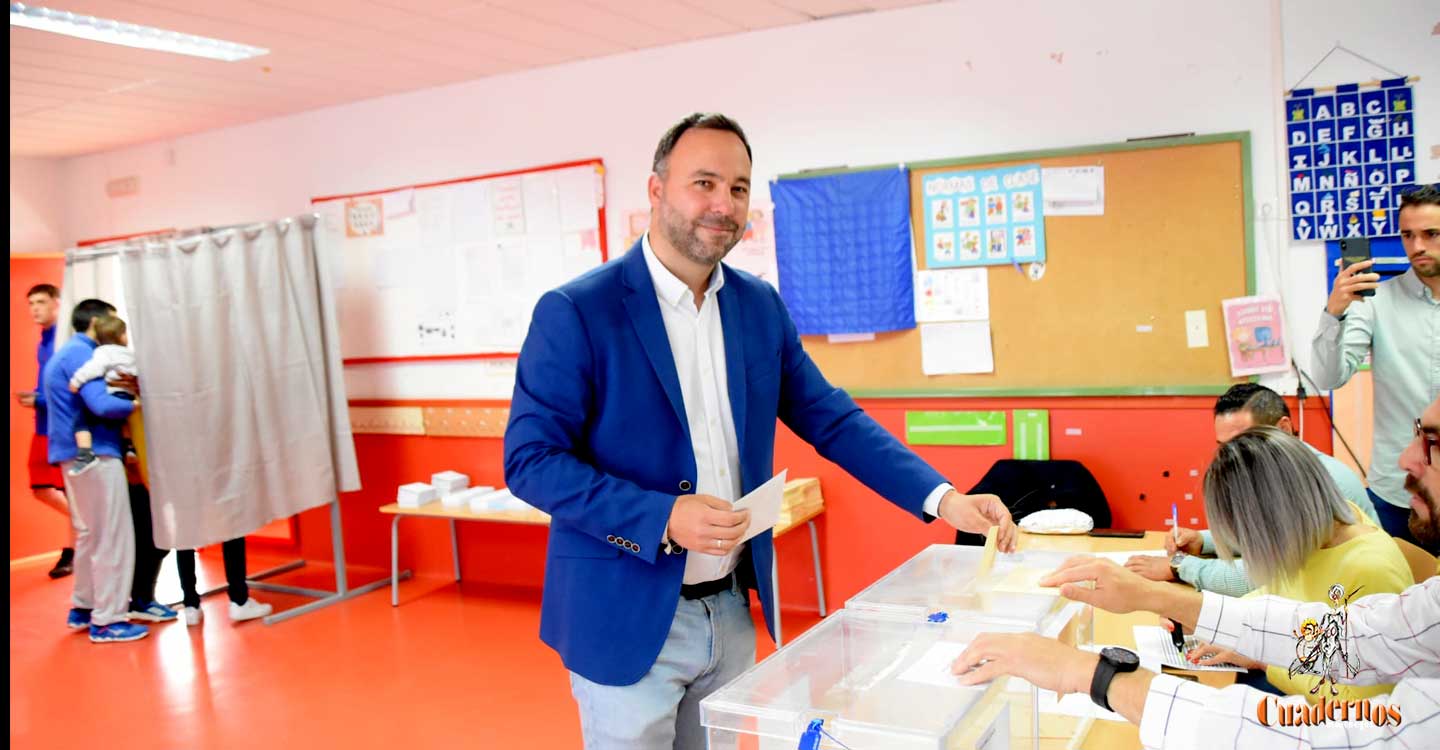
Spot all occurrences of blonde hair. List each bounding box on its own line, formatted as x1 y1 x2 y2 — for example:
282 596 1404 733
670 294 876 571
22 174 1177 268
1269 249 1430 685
1202 426 1355 587
93 315 127 346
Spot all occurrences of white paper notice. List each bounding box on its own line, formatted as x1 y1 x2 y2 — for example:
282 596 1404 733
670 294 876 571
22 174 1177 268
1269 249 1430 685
827 332 875 344
920 321 994 375
1042 166 1104 216
1185 309 1209 349
734 470 787 543
491 178 525 236
557 166 600 232
522 172 562 237
915 267 989 322
452 181 493 242
417 187 454 249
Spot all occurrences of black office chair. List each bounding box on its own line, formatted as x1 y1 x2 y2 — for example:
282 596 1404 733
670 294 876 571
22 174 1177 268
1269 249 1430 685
953 459 1112 546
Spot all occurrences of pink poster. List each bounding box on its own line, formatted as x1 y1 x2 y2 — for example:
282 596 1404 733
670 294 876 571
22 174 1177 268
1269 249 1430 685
1221 295 1290 377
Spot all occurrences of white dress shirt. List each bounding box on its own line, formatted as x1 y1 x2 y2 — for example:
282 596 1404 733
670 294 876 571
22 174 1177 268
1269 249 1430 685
643 235 745 585
1137 578 1440 750
643 235 954 585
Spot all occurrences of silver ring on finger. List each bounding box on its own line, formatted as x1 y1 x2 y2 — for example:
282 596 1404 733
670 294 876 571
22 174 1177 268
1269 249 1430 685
714 538 723 549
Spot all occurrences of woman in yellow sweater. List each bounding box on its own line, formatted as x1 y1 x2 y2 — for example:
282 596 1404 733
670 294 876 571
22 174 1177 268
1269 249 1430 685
1190 426 1414 703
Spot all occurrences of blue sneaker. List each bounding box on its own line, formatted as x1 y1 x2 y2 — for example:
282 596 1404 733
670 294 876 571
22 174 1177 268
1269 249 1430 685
66 608 92 630
129 601 178 622
88 622 150 643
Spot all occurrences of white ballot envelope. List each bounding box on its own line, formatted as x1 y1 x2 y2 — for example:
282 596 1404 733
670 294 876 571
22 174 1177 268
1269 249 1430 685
734 470 788 542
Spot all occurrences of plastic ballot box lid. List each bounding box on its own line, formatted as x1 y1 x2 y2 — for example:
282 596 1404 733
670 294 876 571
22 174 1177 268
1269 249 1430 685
701 609 1040 750
845 544 1078 632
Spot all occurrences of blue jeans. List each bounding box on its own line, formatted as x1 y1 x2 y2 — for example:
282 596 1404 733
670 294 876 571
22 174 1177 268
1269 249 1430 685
1372 489 1419 547
568 583 756 750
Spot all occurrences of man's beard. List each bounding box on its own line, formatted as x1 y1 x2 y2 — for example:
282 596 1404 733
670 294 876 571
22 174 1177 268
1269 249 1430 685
658 201 742 267
1412 256 1440 278
1406 474 1440 554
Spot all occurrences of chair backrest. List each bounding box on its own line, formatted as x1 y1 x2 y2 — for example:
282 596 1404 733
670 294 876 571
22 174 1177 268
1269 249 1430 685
1392 537 1438 583
955 459 1111 546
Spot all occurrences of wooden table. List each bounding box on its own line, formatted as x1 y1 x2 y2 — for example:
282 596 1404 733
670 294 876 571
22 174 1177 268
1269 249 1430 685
379 479 827 625
1016 530 1235 749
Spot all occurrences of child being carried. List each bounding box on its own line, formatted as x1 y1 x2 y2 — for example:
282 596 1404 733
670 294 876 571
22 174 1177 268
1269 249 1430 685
67 314 138 476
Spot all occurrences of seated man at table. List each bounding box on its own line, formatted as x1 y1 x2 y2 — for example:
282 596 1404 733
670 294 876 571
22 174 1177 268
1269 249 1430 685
1124 383 1378 596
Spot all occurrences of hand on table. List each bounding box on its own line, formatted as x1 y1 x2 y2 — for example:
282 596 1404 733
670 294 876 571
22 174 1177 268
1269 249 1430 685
1125 555 1176 582
950 632 1099 695
1039 555 1166 614
1186 641 1264 670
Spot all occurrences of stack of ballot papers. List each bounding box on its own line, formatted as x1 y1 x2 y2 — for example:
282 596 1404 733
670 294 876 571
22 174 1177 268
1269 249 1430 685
397 482 439 508
467 488 533 514
442 485 495 510
430 470 469 496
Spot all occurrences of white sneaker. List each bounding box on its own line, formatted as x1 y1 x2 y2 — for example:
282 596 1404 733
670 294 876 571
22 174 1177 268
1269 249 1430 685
228 598 273 622
184 607 203 627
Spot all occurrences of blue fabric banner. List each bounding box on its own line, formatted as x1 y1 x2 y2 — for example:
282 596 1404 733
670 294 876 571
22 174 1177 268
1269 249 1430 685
772 167 916 335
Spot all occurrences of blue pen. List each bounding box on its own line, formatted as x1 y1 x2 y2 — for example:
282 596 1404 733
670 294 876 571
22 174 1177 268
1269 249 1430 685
1171 503 1179 544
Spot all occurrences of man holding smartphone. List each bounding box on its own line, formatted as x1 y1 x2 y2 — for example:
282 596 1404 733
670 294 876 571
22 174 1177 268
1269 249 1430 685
1312 184 1440 545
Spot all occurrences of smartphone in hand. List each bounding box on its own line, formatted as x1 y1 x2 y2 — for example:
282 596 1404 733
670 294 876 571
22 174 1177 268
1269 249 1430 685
1339 237 1375 298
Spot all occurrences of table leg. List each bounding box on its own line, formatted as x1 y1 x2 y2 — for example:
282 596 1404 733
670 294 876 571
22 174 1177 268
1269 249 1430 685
391 515 401 607
807 520 826 617
772 557 783 648
450 518 461 582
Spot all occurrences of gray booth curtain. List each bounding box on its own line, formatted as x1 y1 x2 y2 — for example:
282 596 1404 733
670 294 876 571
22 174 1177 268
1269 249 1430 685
94 215 361 549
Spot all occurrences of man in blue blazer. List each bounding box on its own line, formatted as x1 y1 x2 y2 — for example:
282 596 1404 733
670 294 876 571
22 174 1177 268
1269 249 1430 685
504 113 1017 749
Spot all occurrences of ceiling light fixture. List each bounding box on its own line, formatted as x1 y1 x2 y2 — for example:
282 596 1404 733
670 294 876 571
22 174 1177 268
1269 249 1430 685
10 3 269 61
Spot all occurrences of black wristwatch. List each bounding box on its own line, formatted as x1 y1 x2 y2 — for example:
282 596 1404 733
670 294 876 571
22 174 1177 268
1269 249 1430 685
1089 647 1140 712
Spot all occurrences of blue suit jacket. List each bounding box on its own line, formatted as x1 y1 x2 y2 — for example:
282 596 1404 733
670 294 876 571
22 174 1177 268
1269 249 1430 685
504 243 947 686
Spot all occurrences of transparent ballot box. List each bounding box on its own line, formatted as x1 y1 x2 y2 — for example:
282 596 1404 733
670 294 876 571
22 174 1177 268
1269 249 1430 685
845 545 1092 642
701 610 1089 750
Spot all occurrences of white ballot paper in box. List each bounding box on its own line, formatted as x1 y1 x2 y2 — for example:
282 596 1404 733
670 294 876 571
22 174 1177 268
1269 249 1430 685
734 470 788 542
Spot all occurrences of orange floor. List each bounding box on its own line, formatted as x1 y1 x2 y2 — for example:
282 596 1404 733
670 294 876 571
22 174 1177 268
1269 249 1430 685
9 548 822 749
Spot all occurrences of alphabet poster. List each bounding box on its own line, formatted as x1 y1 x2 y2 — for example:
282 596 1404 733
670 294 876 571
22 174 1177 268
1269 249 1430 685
1286 78 1416 241
922 164 1046 268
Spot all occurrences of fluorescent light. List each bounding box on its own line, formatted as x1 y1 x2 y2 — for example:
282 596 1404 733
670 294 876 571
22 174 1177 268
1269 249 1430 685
10 3 269 62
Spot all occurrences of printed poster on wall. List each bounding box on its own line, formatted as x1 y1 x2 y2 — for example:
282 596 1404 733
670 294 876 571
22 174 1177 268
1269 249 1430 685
1285 77 1416 241
1221 295 1290 377
922 164 1046 268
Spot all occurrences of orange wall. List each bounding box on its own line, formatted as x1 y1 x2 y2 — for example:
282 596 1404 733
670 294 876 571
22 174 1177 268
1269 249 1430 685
299 394 1335 614
9 255 69 560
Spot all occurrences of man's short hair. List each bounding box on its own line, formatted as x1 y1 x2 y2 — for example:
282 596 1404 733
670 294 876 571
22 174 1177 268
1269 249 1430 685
1399 183 1440 212
652 113 753 177
71 298 116 336
27 283 59 299
1214 383 1291 425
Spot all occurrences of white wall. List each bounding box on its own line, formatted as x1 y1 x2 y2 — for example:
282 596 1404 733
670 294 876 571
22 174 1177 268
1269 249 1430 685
9 156 63 254
46 0 1438 396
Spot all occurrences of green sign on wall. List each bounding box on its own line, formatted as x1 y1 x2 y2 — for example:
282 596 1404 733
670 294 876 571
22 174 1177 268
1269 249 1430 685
1013 409 1050 460
904 411 1007 446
